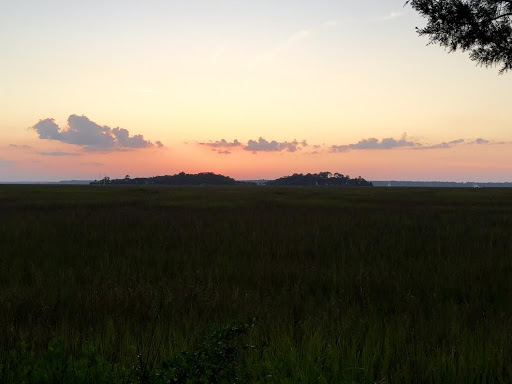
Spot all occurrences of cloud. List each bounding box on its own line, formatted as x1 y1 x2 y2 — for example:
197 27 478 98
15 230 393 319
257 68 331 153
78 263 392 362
9 144 33 150
332 134 418 152
9 144 82 157
199 138 307 154
200 135 501 156
81 162 104 167
376 11 406 21
250 28 311 68
32 115 163 151
200 139 242 149
473 138 490 145
288 29 311 42
416 139 465 150
322 18 358 28
331 134 500 152
323 20 339 28
40 151 81 157
331 135 500 153
244 138 306 153
0 158 13 167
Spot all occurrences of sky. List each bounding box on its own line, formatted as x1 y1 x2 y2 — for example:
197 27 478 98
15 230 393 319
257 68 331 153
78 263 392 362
1 0 511 182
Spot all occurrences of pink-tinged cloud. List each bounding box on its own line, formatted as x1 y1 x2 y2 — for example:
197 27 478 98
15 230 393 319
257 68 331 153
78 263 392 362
32 115 163 152
244 138 307 153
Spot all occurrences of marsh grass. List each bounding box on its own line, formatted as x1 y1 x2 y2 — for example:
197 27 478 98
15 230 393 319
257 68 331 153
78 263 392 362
1 186 512 383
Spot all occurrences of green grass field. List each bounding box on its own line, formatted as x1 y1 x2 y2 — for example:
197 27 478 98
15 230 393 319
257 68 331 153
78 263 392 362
1 185 512 383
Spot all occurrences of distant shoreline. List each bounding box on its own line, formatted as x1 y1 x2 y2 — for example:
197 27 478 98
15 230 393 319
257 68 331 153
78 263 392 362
2 180 512 187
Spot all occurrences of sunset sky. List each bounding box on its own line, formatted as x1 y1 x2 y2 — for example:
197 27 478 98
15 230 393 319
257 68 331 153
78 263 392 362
1 0 511 182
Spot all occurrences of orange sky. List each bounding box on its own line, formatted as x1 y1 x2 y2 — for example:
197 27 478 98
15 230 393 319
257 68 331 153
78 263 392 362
1 0 511 182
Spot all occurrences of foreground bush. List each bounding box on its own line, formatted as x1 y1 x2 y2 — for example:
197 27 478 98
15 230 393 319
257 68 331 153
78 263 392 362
1 322 254 384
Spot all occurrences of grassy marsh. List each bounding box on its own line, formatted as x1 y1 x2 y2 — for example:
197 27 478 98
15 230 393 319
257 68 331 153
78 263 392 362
1 185 512 383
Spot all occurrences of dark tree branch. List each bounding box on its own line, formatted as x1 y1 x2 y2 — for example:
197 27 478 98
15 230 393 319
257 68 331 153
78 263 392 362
407 0 512 73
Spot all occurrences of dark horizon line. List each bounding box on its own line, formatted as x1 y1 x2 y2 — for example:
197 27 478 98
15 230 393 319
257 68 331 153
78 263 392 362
2 179 512 186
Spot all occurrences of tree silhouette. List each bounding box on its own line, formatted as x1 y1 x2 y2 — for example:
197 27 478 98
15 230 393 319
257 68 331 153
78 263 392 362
407 0 512 73
266 172 372 187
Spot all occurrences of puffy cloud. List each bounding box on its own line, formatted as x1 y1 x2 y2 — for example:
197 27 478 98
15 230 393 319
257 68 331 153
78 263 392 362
33 119 62 140
112 127 151 149
32 115 162 151
332 134 418 152
244 138 306 153
200 139 242 148
217 150 232 155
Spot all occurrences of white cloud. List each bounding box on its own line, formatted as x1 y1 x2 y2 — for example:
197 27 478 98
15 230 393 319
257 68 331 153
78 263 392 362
323 20 339 28
288 29 311 42
376 11 406 21
249 28 311 68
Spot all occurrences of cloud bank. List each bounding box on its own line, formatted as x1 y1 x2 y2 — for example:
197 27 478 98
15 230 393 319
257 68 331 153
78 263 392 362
200 134 499 156
32 115 163 151
200 138 308 153
331 135 499 153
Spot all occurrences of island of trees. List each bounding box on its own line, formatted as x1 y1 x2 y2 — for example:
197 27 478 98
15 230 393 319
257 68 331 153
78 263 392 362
90 172 246 186
266 172 373 187
90 171 373 187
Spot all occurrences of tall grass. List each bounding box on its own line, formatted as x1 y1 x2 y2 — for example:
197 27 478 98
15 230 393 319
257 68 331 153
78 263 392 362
1 186 512 383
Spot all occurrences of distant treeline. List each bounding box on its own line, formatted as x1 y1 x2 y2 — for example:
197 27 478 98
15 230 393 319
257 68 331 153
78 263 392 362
90 172 254 186
372 181 512 188
266 172 373 187
90 172 373 187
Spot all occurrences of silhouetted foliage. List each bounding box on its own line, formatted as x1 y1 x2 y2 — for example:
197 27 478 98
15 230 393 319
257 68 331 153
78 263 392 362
1 323 254 384
266 172 373 187
407 0 512 73
90 172 254 186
